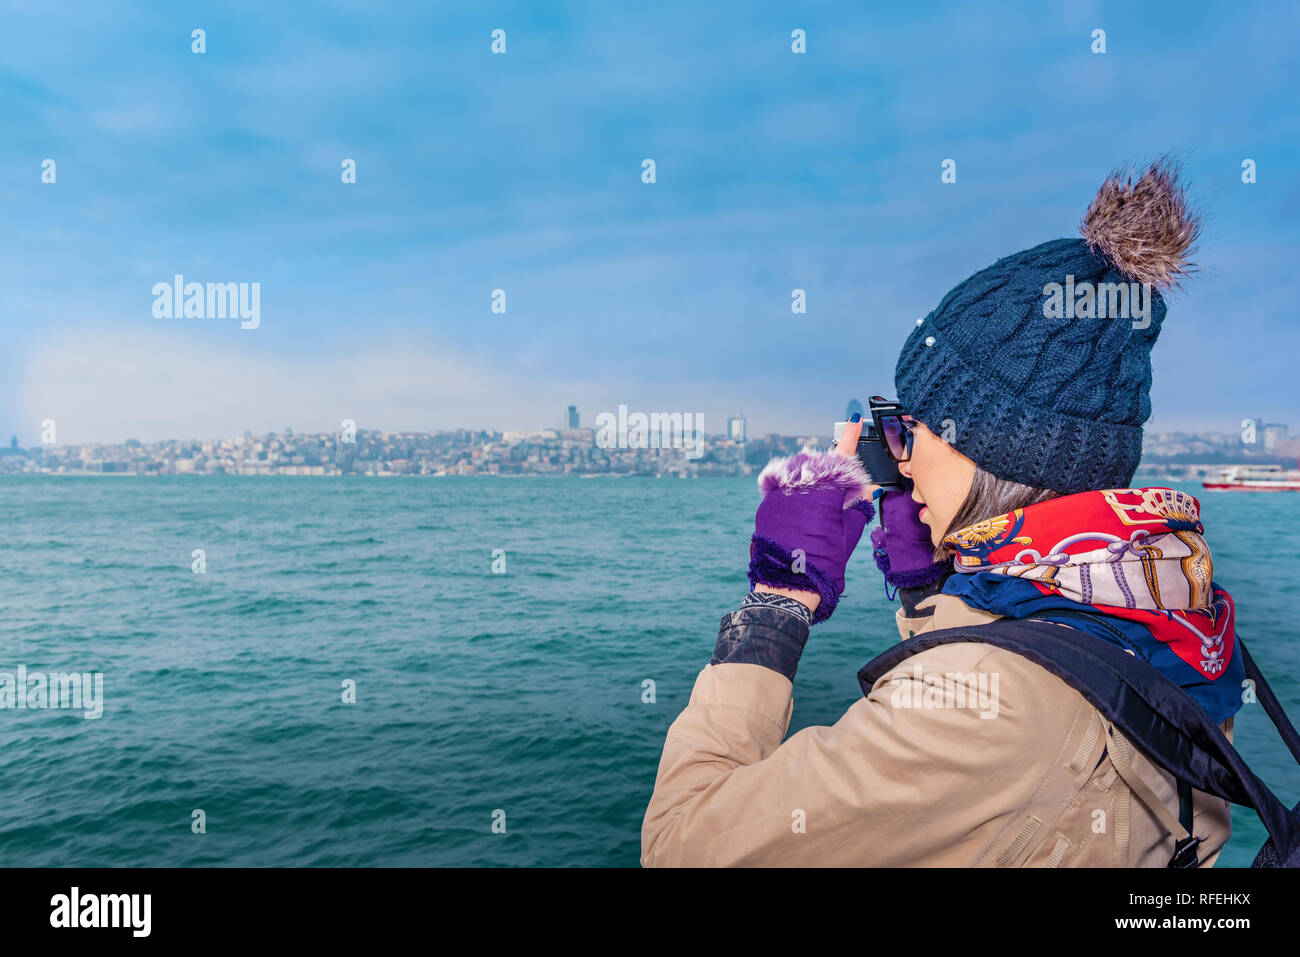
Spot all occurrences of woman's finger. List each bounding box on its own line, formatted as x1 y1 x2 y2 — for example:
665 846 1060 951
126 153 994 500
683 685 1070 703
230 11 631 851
836 415 863 458
837 416 880 501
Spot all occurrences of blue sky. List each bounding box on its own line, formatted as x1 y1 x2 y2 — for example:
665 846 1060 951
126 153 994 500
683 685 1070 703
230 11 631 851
1 0 1297 445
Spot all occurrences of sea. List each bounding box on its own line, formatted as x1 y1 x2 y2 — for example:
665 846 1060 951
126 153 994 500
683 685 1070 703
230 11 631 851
0 475 1295 867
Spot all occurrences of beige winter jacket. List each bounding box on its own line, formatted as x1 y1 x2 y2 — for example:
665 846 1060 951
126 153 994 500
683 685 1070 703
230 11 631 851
642 591 1233 866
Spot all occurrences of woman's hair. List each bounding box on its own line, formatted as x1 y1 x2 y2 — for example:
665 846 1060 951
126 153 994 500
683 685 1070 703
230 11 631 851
931 467 1061 561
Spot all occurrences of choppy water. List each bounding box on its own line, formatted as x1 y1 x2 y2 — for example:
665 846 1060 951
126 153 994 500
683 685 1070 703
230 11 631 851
0 476 1295 866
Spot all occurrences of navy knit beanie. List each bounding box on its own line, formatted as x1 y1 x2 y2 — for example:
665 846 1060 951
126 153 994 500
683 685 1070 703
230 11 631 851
895 160 1200 494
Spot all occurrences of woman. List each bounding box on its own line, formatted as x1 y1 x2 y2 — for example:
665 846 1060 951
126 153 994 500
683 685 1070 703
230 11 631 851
641 160 1242 867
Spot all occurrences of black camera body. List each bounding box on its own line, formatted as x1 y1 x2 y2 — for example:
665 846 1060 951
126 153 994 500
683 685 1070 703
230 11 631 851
832 420 906 490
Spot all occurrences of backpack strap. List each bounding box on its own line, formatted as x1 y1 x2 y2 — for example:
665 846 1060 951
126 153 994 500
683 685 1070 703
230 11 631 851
1170 779 1202 868
858 618 1300 864
1239 639 1300 764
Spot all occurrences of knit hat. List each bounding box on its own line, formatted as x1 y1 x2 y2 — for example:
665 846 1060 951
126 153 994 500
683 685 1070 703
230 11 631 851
894 160 1200 494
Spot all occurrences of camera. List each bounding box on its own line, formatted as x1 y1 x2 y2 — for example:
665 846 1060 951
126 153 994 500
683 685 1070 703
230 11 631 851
832 419 906 490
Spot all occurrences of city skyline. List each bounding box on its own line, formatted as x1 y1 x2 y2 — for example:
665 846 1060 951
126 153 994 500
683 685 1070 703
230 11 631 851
5 414 1295 476
4 402 1293 452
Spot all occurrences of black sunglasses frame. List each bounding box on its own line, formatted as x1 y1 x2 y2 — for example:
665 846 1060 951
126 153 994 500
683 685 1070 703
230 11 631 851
868 395 916 463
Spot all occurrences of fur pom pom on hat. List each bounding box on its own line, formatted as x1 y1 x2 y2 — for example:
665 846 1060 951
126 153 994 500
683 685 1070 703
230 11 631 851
1080 159 1200 291
895 158 1201 494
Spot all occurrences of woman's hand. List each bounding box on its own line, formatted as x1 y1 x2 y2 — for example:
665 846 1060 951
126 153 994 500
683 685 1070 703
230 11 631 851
749 416 878 623
869 483 953 592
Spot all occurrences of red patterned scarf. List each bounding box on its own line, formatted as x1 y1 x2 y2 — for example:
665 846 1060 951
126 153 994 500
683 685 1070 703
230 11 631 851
938 488 1243 724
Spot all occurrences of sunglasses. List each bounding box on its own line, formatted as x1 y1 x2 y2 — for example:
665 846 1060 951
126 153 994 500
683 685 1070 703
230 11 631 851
868 395 916 463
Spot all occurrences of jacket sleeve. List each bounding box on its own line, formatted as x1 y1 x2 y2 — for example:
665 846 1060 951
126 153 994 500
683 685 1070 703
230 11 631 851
641 635 1067 867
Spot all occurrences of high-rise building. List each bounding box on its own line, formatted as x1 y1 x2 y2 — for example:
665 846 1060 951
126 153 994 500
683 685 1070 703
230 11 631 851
566 405 579 429
1263 422 1289 451
845 398 864 421
727 414 747 443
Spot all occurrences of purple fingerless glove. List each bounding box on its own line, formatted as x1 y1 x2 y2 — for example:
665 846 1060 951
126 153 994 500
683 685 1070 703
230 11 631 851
748 450 875 625
869 487 952 592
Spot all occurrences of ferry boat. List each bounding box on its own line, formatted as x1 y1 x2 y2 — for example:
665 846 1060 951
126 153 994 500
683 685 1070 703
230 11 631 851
1202 462 1300 492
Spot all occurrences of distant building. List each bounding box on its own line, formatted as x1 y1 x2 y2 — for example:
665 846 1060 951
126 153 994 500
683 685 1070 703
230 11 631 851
502 429 560 443
566 405 579 429
1263 422 1288 451
845 398 864 421
727 415 747 443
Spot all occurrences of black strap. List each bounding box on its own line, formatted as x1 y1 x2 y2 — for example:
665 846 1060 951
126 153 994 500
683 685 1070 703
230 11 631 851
1169 778 1201 868
1240 640 1300 764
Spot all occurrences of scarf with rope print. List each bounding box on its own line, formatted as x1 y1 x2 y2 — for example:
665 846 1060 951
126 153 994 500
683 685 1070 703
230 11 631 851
937 487 1244 725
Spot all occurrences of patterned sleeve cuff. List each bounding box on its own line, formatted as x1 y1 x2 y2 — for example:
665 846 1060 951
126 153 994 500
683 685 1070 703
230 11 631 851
739 590 814 623
709 592 812 681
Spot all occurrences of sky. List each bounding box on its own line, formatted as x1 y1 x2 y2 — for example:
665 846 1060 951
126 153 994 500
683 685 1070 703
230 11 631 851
1 0 1297 445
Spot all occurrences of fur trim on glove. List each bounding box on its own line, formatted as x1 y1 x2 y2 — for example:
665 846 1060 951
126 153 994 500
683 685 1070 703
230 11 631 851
748 534 839 625
757 450 871 508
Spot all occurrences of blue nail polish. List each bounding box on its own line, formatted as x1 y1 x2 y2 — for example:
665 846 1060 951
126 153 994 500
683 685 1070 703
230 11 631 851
849 412 861 423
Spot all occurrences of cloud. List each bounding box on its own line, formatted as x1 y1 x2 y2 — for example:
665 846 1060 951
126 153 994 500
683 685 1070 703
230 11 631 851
18 328 540 444
15 325 866 446
89 104 173 136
